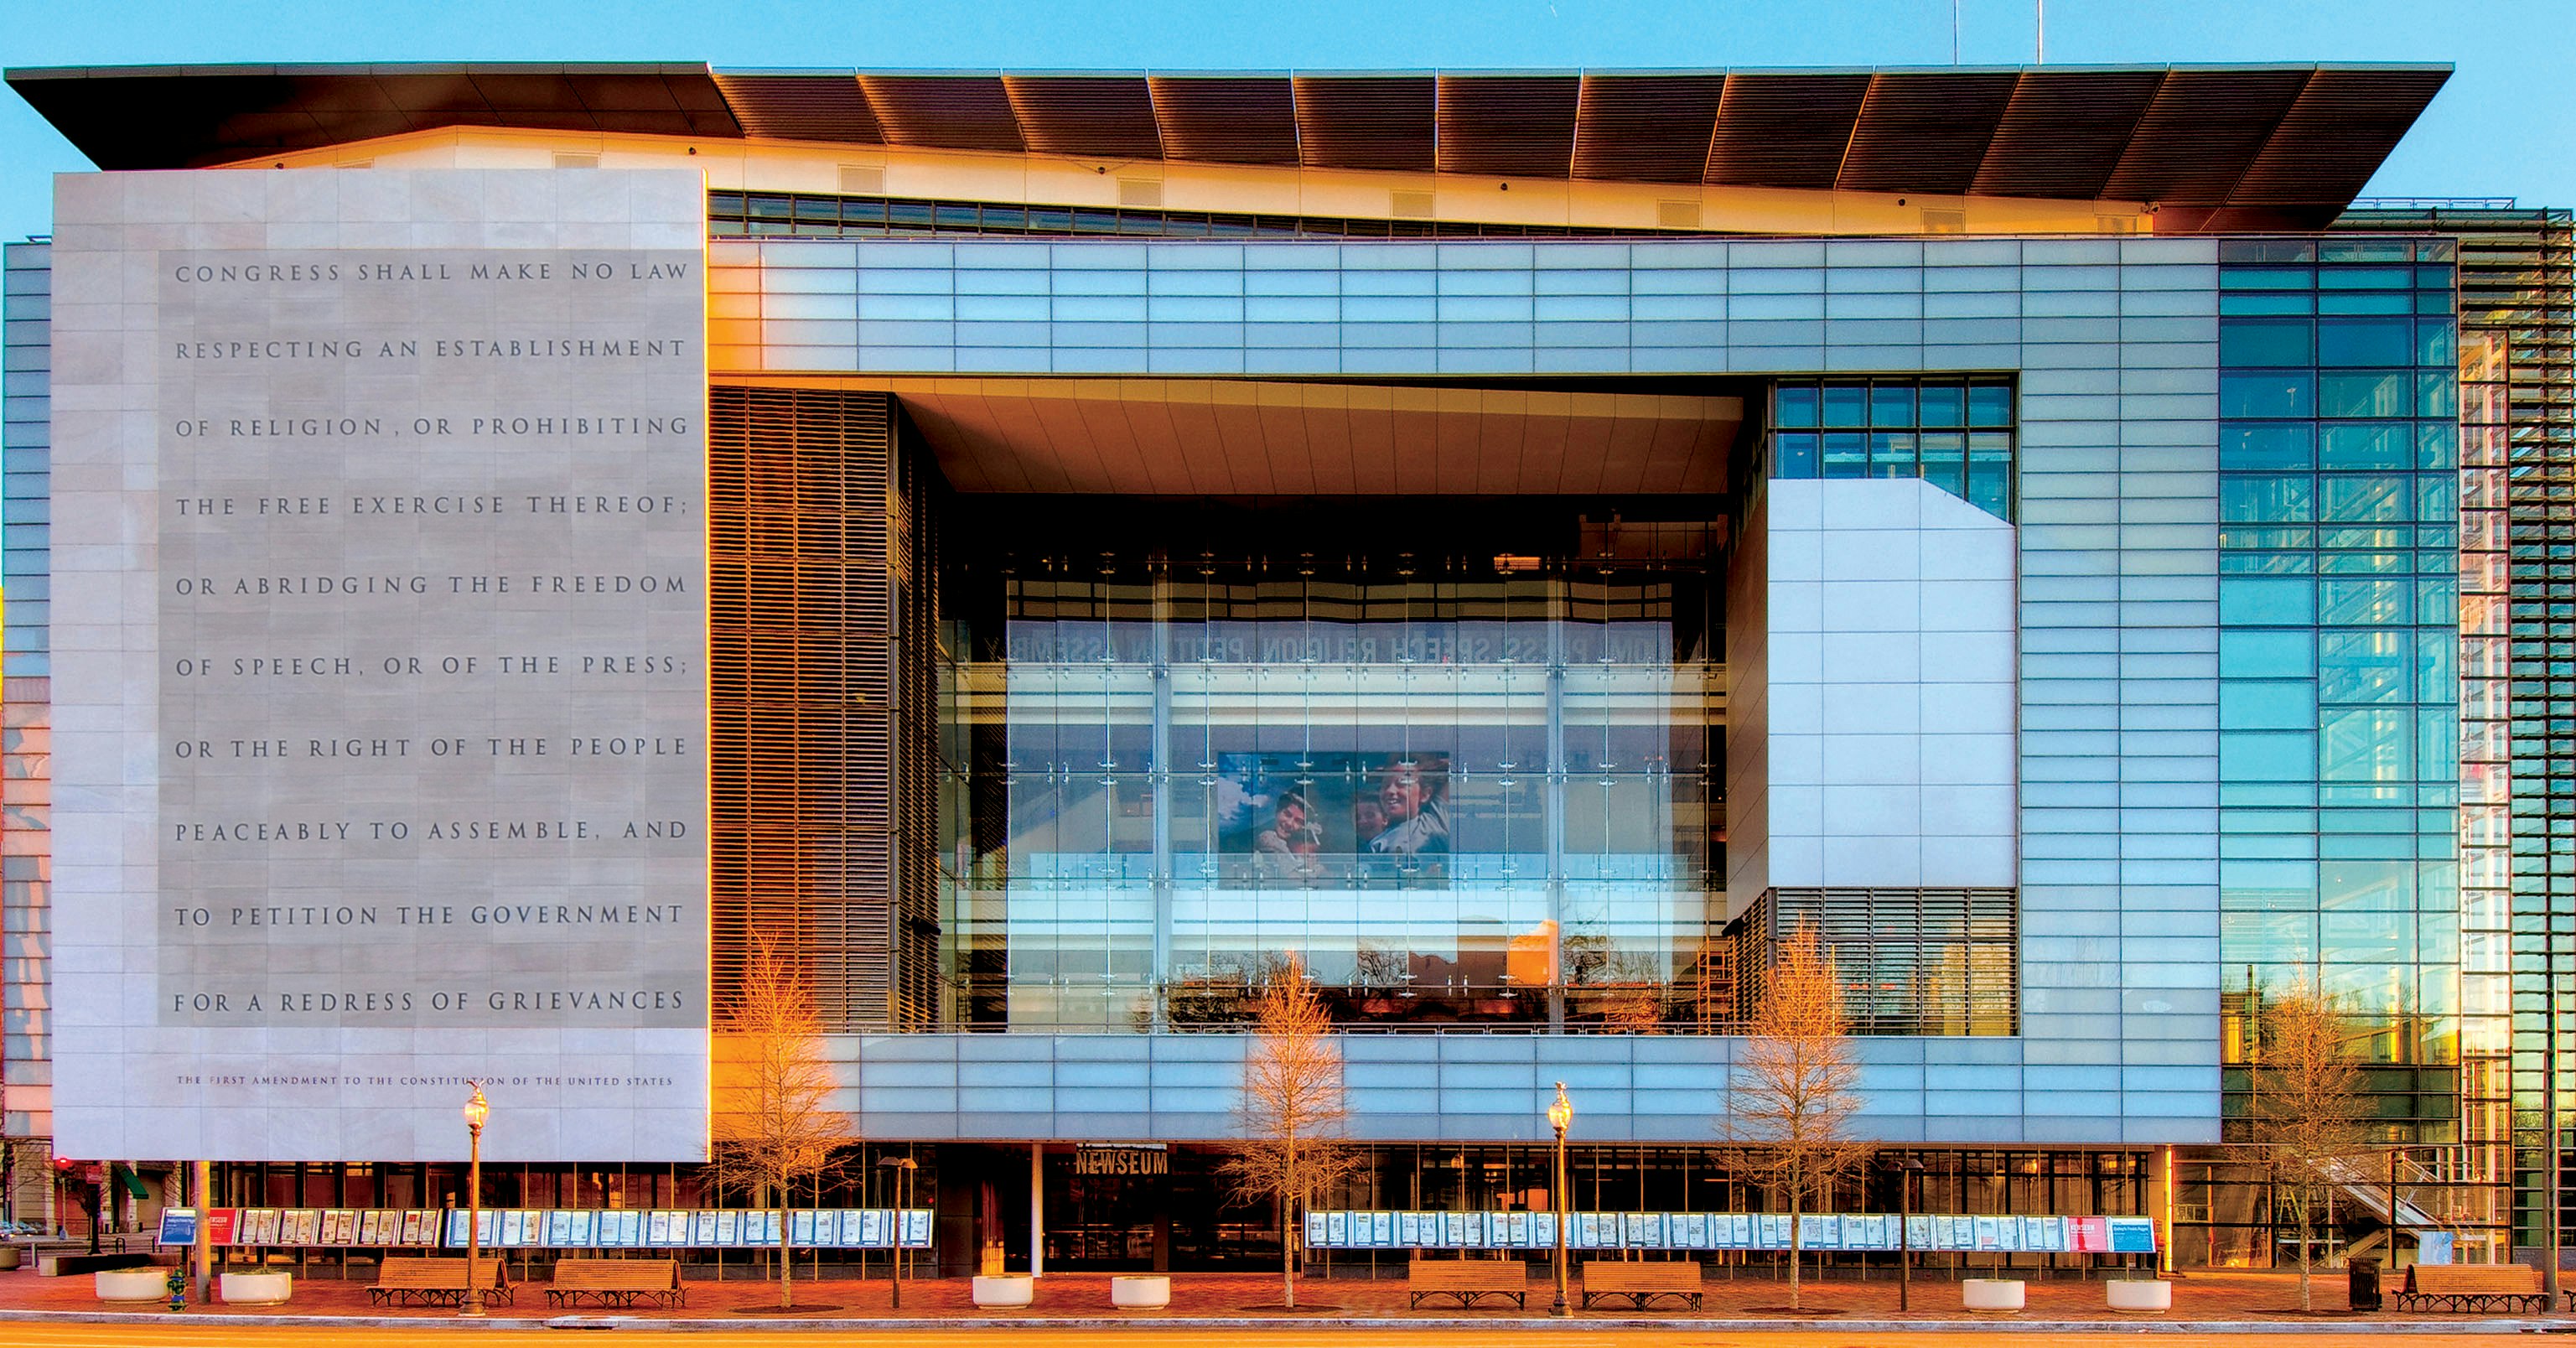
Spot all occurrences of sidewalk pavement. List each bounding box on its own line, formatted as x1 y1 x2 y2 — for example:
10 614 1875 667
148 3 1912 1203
0 1261 2565 1329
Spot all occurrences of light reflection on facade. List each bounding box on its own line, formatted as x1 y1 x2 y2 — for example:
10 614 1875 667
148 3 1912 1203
951 548 1720 1031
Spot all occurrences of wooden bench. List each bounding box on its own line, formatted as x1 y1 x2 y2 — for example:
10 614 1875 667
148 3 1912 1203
2394 1263 2544 1313
1579 1259 1704 1310
546 1258 684 1309
368 1256 513 1309
1406 1257 1528 1309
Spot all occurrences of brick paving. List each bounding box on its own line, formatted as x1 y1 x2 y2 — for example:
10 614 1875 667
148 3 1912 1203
0 1257 2564 1324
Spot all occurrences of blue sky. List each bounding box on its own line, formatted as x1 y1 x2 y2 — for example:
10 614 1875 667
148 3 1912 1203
3 0 2572 243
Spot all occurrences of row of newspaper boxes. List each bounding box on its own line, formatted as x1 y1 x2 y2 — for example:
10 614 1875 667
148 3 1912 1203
1302 1211 2160 1254
155 1208 936 1250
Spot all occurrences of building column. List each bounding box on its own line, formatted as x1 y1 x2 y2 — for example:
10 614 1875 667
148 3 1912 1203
1029 1143 1044 1278
1545 586 1568 1030
1150 583 1173 1024
2150 1146 2174 1276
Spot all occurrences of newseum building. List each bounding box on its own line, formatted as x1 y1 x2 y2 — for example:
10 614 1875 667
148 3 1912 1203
3 61 2573 1274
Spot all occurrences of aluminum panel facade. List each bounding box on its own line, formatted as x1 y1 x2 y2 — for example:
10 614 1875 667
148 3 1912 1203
721 234 2225 1145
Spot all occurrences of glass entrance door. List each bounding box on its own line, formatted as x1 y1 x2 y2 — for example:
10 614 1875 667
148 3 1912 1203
1044 1148 1170 1270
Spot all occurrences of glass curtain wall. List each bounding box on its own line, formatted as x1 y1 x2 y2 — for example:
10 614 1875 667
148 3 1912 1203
940 505 1723 1032
2216 238 2465 1106
2214 238 2465 1125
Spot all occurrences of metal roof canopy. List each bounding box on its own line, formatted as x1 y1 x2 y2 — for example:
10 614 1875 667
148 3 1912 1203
9 61 2449 230
832 376 1747 496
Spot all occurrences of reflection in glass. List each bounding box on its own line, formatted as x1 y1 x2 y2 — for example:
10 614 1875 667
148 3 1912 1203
941 525 1723 1035
2213 251 2462 1159
1770 377 2016 520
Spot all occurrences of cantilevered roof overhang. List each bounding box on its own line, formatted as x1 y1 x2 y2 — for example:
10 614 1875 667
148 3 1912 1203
8 61 2449 231
827 377 1745 496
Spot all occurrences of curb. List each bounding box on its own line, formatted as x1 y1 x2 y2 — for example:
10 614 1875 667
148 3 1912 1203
0 1308 2560 1333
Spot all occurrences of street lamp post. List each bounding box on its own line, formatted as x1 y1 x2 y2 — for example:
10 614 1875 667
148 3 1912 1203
460 1081 488 1319
879 1155 918 1310
1547 1082 1573 1317
1892 1156 1926 1313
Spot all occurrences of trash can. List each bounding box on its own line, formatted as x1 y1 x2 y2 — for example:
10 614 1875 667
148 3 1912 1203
2348 1257 2382 1310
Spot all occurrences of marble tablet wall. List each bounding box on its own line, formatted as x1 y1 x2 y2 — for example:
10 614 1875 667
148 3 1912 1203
49 169 711 1162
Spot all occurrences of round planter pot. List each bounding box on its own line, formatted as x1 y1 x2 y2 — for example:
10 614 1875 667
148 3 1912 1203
2105 1278 2171 1313
93 1268 170 1303
220 1271 293 1306
1962 1278 2026 1311
1111 1274 1171 1309
0 1246 22 1270
972 1274 1034 1309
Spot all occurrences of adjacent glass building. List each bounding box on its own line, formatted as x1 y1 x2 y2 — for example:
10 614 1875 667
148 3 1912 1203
5 59 2573 1275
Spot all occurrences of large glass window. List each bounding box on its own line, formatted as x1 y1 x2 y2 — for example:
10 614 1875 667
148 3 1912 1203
1768 376 2016 519
2216 238 2461 1148
939 501 1725 1033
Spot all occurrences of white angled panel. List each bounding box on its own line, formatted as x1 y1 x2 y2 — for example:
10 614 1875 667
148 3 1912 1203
1760 479 2019 890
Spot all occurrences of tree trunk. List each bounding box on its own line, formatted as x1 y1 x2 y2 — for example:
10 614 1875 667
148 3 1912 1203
780 1200 794 1309
1787 1204 1803 1309
1786 1165 1804 1310
1283 1133 1298 1309
2294 1193 2311 1312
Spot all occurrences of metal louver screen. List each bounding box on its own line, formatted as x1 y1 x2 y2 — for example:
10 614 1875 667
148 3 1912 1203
1741 888 2020 1036
708 386 920 1031
889 406 946 1030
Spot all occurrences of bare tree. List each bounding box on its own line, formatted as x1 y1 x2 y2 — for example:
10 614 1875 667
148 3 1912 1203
1599 952 1669 1035
1223 957 1365 1309
708 933 853 1309
1151 952 1292 1031
1354 943 1407 992
2247 980 2366 1312
1723 923 1868 1309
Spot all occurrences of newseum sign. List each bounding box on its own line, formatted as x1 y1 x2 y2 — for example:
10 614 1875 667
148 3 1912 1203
49 170 711 1161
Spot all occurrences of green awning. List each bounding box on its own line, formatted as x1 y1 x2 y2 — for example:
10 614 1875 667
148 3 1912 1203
111 1164 149 1200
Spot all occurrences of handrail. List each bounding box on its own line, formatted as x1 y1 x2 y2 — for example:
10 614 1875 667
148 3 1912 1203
2350 197 2521 210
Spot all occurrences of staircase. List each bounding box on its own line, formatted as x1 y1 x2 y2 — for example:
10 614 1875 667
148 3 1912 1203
2321 1154 2444 1231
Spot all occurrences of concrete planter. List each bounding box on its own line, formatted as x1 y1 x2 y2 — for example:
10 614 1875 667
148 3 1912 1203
0 1246 21 1270
93 1268 169 1302
220 1271 293 1305
1111 1274 1170 1309
1962 1278 2025 1311
2105 1278 2171 1313
972 1274 1034 1309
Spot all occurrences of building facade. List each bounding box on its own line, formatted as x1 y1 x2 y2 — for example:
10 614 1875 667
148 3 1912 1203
2 60 2572 1273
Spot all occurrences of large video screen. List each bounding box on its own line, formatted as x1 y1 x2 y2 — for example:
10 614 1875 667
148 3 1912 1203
1218 752 1454 878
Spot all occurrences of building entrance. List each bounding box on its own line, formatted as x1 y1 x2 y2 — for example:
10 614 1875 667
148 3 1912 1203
1044 1146 1174 1271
